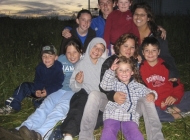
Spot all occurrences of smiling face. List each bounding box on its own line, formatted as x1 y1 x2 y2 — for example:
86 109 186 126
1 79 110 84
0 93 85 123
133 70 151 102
119 38 136 58
133 8 149 28
76 13 92 32
66 45 81 64
116 62 134 84
90 43 105 63
117 0 131 12
142 44 160 66
98 0 115 19
42 53 58 68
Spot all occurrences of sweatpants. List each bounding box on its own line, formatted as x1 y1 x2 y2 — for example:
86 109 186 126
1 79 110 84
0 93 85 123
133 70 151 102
5 82 43 111
17 89 74 139
60 88 88 137
100 119 144 140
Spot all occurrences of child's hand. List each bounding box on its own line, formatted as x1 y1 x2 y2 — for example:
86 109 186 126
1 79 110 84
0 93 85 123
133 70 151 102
113 91 126 105
164 96 177 106
168 78 177 82
41 89 47 97
75 71 84 83
161 101 167 109
137 55 142 63
35 90 42 97
146 93 155 102
62 29 71 38
110 58 119 71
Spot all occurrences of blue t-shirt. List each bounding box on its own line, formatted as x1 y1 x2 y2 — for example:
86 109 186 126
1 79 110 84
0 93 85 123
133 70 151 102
58 55 74 91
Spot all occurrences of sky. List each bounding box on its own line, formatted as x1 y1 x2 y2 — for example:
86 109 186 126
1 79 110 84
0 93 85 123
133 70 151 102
0 0 98 19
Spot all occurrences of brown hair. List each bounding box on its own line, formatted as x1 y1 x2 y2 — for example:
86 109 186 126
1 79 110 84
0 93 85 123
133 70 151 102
113 33 139 58
117 56 144 84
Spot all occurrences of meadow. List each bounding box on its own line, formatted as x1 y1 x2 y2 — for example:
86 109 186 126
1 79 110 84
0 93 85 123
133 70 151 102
0 15 190 140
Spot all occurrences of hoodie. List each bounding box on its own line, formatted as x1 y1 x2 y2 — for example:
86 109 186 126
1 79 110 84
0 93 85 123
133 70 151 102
69 37 108 94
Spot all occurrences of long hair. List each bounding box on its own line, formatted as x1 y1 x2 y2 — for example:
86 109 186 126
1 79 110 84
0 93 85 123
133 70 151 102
131 2 161 37
113 33 139 59
117 56 144 84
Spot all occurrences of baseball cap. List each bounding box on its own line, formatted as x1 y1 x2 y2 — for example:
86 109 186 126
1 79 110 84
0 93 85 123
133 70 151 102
41 45 57 55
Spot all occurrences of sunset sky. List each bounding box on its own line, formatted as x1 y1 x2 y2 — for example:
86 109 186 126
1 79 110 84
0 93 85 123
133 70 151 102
0 0 98 19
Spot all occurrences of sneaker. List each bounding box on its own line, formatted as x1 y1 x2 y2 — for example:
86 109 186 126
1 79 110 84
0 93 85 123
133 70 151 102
180 111 190 118
19 126 42 140
0 105 14 115
64 135 73 140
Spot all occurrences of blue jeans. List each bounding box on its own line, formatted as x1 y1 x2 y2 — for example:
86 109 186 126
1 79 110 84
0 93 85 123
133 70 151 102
16 89 74 139
156 91 190 122
100 119 143 140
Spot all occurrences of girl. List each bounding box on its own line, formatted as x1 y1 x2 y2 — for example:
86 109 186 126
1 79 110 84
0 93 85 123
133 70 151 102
0 38 83 140
100 56 157 140
60 37 108 140
79 33 164 140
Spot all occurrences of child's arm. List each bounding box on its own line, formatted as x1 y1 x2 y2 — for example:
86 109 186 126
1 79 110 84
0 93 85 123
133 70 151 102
70 64 83 93
165 80 184 105
100 69 116 91
45 62 64 95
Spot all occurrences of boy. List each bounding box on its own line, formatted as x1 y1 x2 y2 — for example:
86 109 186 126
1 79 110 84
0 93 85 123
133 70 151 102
0 45 64 115
140 36 190 122
60 9 96 54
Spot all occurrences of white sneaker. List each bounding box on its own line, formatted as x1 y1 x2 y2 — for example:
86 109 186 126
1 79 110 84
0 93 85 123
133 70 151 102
64 135 73 140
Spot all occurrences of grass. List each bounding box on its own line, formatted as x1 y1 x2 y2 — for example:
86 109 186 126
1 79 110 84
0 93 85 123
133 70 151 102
0 15 190 140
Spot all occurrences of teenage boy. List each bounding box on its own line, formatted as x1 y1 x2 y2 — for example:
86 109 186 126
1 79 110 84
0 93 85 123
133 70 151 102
60 9 96 54
0 45 64 115
140 36 190 122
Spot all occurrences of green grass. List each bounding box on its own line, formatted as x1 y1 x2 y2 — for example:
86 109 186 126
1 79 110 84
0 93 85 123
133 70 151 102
0 15 190 140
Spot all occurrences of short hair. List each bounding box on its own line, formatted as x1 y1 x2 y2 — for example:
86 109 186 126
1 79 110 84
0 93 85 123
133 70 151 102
141 36 160 50
113 33 139 58
62 38 83 55
77 9 92 19
98 0 115 4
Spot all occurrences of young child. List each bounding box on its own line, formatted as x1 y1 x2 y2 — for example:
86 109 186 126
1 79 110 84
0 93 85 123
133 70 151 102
103 0 140 55
60 9 96 54
140 36 190 122
100 56 157 140
60 37 108 140
0 38 83 140
0 45 64 115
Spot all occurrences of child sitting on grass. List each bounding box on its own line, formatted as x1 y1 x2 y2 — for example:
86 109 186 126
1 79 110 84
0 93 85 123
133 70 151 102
100 56 157 140
140 36 190 122
0 45 64 115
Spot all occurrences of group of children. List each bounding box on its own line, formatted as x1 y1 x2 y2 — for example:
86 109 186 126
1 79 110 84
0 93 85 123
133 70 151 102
0 1 190 140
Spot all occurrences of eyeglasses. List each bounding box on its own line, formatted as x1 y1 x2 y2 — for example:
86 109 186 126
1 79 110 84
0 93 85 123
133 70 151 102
133 13 147 17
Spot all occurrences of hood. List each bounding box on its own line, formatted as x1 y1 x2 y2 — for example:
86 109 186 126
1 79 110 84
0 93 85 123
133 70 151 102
84 37 108 63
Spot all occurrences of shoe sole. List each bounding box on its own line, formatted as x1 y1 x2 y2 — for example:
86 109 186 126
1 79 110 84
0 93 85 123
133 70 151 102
19 126 33 140
0 127 23 140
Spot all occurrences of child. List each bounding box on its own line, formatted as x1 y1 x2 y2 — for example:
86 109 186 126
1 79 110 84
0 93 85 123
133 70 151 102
103 0 140 55
0 38 83 140
140 36 190 122
60 9 96 54
60 37 108 140
100 56 157 140
0 45 64 115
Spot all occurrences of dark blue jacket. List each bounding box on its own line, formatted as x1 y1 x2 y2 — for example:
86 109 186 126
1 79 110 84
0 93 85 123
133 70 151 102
34 60 64 96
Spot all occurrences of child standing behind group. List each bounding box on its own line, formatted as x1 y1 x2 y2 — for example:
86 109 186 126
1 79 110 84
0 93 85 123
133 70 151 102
103 0 140 55
100 56 157 140
0 45 64 115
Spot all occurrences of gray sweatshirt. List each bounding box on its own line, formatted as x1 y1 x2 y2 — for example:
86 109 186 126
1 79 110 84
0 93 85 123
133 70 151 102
69 37 108 94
